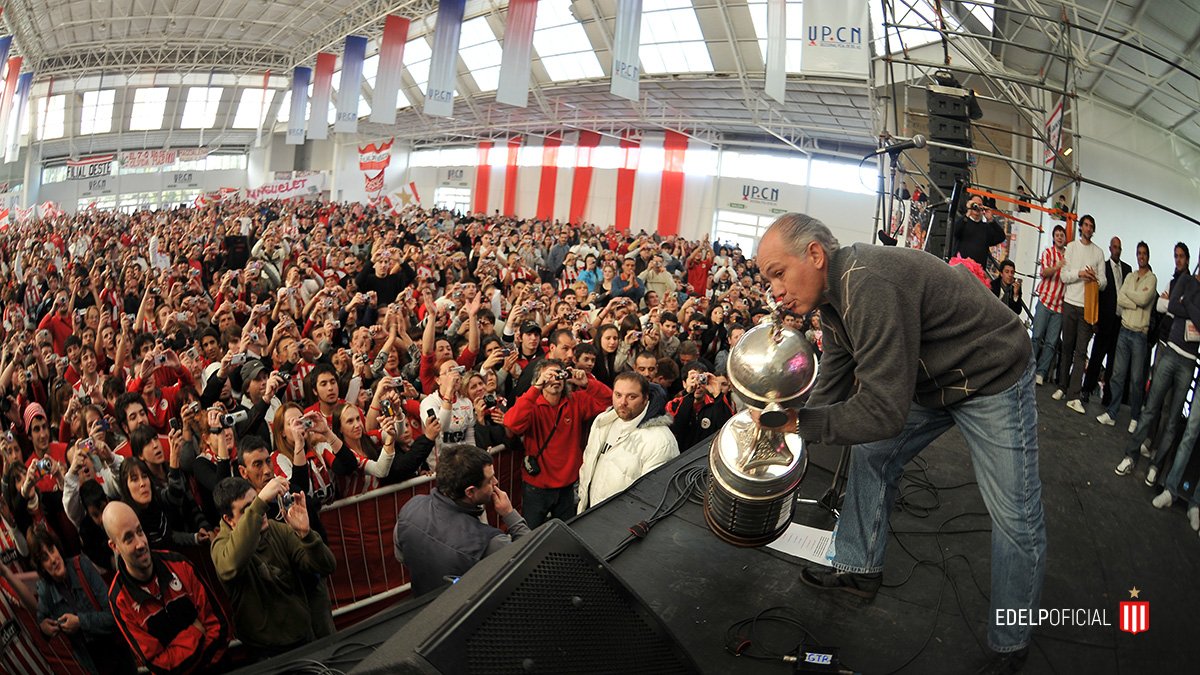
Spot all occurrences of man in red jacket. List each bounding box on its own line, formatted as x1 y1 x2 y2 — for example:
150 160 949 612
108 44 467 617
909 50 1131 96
503 359 611 528
103 501 228 674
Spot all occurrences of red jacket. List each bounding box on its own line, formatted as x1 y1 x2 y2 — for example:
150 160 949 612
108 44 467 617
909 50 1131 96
108 550 228 674
504 376 612 489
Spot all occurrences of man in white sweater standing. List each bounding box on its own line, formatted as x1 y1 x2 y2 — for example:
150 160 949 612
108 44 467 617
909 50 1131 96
1053 215 1107 413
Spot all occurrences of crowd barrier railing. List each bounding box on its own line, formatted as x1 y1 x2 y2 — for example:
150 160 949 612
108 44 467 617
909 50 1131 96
321 444 524 622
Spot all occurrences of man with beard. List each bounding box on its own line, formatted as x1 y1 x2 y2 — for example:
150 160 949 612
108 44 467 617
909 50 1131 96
577 372 677 512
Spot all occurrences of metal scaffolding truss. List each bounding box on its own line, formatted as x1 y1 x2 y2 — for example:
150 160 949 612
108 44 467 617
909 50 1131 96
291 0 440 65
37 42 296 79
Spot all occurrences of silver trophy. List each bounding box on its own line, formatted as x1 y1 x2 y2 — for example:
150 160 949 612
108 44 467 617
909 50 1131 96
704 316 818 546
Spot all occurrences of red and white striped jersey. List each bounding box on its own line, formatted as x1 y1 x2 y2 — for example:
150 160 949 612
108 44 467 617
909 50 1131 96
1036 246 1065 314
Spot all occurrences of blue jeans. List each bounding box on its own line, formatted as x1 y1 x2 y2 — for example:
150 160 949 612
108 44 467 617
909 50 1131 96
829 358 1046 652
1163 380 1200 508
1104 328 1148 421
1030 302 1062 378
522 482 578 529
1123 348 1196 467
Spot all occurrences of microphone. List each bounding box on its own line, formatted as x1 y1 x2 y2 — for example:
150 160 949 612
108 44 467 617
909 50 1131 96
864 134 927 158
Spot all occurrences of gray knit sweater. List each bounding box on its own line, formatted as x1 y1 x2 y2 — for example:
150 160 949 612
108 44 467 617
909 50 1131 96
796 244 1031 446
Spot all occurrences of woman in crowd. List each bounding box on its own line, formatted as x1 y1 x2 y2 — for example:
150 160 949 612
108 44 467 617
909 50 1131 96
29 524 135 674
117 455 212 551
330 401 396 495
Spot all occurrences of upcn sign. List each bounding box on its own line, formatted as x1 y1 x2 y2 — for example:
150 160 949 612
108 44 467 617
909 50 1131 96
742 184 780 204
807 24 863 48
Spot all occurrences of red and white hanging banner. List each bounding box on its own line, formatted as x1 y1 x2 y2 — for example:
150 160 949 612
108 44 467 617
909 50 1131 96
658 131 688 236
358 138 394 171
502 136 522 217
364 171 385 194
615 132 641 230
536 133 562 220
370 15 411 125
569 130 602 223
66 154 115 180
121 149 177 168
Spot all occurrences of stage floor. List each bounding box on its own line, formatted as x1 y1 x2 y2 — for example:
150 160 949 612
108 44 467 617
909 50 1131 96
569 385 1200 674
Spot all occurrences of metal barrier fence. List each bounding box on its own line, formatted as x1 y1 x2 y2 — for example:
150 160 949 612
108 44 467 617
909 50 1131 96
320 444 523 618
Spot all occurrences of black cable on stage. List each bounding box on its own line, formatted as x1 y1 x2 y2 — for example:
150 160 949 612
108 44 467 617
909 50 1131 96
602 464 708 562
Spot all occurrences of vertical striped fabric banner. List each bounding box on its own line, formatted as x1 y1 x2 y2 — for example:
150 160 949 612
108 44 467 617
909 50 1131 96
307 52 336 140
472 141 493 214
615 133 640 230
255 70 270 147
502 136 522 217
370 15 411 125
496 0 538 108
286 66 311 145
0 56 22 151
610 0 643 102
657 131 688 236
765 0 786 103
5 71 30 163
536 134 562 220
335 35 367 133
0 38 11 84
569 130 602 223
424 0 466 118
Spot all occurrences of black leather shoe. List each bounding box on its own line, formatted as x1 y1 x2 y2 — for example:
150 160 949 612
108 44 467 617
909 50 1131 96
975 647 1028 674
1079 389 1092 404
799 567 881 599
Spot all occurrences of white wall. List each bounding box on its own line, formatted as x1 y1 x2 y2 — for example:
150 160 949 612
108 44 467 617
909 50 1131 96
1075 99 1200 279
400 141 876 247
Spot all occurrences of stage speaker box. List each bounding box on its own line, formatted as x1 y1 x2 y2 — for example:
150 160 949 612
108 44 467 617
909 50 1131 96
924 84 974 259
351 520 699 675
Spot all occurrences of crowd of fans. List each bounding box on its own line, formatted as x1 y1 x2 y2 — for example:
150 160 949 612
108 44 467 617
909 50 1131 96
0 198 786 673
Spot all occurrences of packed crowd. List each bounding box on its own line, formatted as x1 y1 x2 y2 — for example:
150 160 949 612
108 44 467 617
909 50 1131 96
0 198 789 673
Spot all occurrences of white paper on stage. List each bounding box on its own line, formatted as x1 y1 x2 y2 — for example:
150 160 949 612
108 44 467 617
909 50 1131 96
766 523 833 566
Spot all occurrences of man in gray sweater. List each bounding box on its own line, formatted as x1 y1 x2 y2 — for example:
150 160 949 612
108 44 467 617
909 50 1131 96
757 214 1045 675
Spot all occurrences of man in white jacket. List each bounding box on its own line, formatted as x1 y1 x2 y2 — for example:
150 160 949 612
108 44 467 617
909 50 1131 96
577 372 678 513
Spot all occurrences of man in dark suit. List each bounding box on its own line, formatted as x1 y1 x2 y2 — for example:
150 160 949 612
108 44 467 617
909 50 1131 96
1082 237 1132 404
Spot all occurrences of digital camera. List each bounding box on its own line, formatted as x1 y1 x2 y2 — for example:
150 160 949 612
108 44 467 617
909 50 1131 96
522 454 541 476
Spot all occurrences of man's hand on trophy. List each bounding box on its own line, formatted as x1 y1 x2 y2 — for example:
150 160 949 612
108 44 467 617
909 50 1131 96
749 408 799 434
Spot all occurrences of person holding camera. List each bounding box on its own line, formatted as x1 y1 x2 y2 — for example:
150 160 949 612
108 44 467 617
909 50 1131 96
668 367 737 449
989 260 1028 315
951 195 1006 271
419 359 477 464
234 358 285 444
393 443 530 596
503 359 612 528
210 475 335 658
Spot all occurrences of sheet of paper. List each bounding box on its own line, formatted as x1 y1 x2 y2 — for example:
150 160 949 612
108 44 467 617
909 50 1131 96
765 523 834 566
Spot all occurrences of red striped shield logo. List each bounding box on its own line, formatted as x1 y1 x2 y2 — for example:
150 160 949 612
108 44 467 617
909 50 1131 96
1119 601 1149 634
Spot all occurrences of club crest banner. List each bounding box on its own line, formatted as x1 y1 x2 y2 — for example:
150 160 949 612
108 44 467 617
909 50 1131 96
358 138 394 172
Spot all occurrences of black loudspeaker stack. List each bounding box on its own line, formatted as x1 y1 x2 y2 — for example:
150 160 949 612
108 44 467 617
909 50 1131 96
351 520 699 675
924 83 974 259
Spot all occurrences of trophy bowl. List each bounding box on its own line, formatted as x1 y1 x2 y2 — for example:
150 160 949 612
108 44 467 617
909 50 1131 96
725 320 819 428
704 317 818 547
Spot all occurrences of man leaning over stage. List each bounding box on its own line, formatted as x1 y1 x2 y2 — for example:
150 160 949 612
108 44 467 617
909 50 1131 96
393 443 530 596
577 371 678 513
210 475 336 658
756 213 1045 675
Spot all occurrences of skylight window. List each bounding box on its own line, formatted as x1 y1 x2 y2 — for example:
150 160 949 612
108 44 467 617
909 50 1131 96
869 0 962 54
36 95 65 140
459 17 503 92
129 87 169 131
180 87 223 128
404 38 433 94
232 88 276 128
639 0 713 74
79 89 116 135
747 1 805 73
534 0 603 81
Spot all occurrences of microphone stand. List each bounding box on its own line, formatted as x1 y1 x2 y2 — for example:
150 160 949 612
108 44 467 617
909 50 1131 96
796 445 851 519
877 149 907 247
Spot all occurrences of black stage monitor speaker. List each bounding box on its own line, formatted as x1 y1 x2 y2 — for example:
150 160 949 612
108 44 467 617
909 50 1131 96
351 520 700 675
